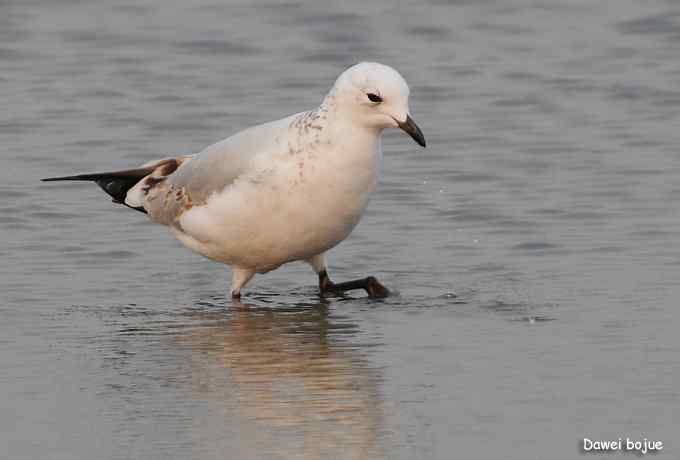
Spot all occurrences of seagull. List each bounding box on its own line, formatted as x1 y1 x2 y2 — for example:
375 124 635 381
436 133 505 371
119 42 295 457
42 62 426 299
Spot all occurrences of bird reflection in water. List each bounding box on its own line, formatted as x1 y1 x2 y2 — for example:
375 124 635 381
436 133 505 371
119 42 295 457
176 297 385 459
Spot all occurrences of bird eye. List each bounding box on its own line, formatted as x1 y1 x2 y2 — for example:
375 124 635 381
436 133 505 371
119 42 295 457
366 93 383 103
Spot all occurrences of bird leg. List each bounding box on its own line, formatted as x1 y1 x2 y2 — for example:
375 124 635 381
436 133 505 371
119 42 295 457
318 269 390 298
230 268 255 299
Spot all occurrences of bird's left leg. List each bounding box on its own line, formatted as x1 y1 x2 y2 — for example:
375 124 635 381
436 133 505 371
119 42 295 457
230 267 255 299
306 254 390 299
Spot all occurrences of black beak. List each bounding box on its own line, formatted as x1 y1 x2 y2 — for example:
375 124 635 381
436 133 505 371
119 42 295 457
397 115 426 147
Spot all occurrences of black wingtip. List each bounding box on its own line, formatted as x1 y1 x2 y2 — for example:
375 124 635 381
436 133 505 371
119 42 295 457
41 175 83 182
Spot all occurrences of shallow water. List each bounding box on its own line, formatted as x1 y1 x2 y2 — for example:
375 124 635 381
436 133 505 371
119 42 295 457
2 0 679 459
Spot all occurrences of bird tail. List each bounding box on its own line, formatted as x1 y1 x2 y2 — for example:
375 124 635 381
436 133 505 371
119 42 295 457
41 158 184 214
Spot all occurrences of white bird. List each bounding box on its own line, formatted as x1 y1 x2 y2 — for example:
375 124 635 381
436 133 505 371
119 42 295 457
43 62 426 298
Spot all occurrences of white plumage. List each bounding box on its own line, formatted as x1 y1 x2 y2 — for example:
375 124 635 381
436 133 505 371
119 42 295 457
45 62 426 297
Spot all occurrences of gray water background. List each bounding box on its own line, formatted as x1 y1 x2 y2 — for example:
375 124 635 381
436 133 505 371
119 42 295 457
2 0 679 458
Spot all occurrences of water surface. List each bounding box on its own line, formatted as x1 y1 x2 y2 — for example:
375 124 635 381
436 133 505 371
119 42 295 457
1 0 679 458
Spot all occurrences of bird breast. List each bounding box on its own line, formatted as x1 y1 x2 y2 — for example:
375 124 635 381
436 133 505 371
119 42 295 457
174 127 381 270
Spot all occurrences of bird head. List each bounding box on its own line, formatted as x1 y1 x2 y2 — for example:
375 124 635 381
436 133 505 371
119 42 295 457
327 62 426 147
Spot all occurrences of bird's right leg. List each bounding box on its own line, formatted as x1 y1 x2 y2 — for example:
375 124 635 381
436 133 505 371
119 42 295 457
307 254 390 298
230 267 255 299
318 270 390 298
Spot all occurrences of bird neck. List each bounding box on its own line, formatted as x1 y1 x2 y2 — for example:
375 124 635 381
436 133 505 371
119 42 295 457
318 92 384 146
